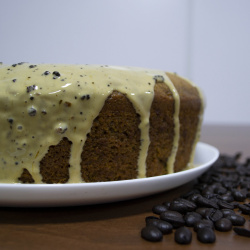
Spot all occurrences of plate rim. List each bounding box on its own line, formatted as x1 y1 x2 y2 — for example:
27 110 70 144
0 142 219 207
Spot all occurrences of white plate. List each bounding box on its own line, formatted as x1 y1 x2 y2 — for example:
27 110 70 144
0 142 219 207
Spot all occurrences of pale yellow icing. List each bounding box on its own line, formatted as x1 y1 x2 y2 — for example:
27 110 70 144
0 63 201 183
164 80 180 174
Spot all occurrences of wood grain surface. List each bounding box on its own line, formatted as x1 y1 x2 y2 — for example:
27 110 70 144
0 124 249 250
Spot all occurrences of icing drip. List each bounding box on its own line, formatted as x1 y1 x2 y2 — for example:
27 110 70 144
164 78 180 174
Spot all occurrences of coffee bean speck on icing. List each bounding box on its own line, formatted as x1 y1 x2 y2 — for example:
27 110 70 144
0 63 203 183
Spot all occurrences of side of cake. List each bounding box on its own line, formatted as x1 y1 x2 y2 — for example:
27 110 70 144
0 63 204 183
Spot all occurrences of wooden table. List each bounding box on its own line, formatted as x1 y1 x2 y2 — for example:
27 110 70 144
0 125 250 250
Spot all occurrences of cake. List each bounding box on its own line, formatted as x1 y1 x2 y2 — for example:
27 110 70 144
0 63 204 183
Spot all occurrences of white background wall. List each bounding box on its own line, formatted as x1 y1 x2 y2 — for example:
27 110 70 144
1 0 250 125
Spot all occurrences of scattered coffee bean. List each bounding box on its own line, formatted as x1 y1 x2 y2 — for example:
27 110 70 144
245 203 250 208
233 227 250 238
160 211 185 228
232 189 247 202
146 218 173 234
169 198 196 214
152 204 168 215
241 181 250 190
196 196 219 209
207 196 219 205
170 200 186 211
214 186 228 195
230 201 240 208
210 182 222 189
177 198 197 211
202 186 215 196
217 200 235 210
162 201 171 208
215 218 232 232
194 219 214 232
205 209 223 222
221 209 236 217
197 227 216 243
195 207 210 217
188 193 203 203
195 183 208 192
238 204 250 214
141 226 163 242
184 212 202 227
175 227 192 244
141 152 250 245
182 189 200 199
225 214 246 226
219 193 234 203
145 216 159 223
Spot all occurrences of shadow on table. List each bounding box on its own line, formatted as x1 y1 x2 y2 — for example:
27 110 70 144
0 181 195 225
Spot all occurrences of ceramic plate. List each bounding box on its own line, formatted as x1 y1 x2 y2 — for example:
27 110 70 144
0 142 219 207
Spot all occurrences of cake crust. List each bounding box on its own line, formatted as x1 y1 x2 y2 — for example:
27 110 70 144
81 91 141 182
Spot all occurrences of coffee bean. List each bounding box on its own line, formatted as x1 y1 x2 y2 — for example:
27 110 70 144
232 190 247 202
160 211 185 228
169 200 188 214
152 204 168 215
208 197 219 205
210 182 223 189
184 212 202 227
236 165 248 176
221 209 235 217
141 152 250 245
238 204 250 214
182 189 200 199
197 227 216 243
233 227 250 238
241 181 250 190
212 175 224 183
141 226 163 242
145 216 159 223
169 198 196 214
215 218 232 232
175 227 192 244
205 209 223 222
202 186 215 196
217 200 234 210
194 219 214 232
214 186 228 195
222 181 237 189
199 173 213 183
195 207 210 217
146 218 173 234
162 201 171 209
244 203 250 208
196 196 219 209
194 183 208 191
177 198 197 209
230 201 240 208
225 214 246 226
188 193 202 203
219 193 234 202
